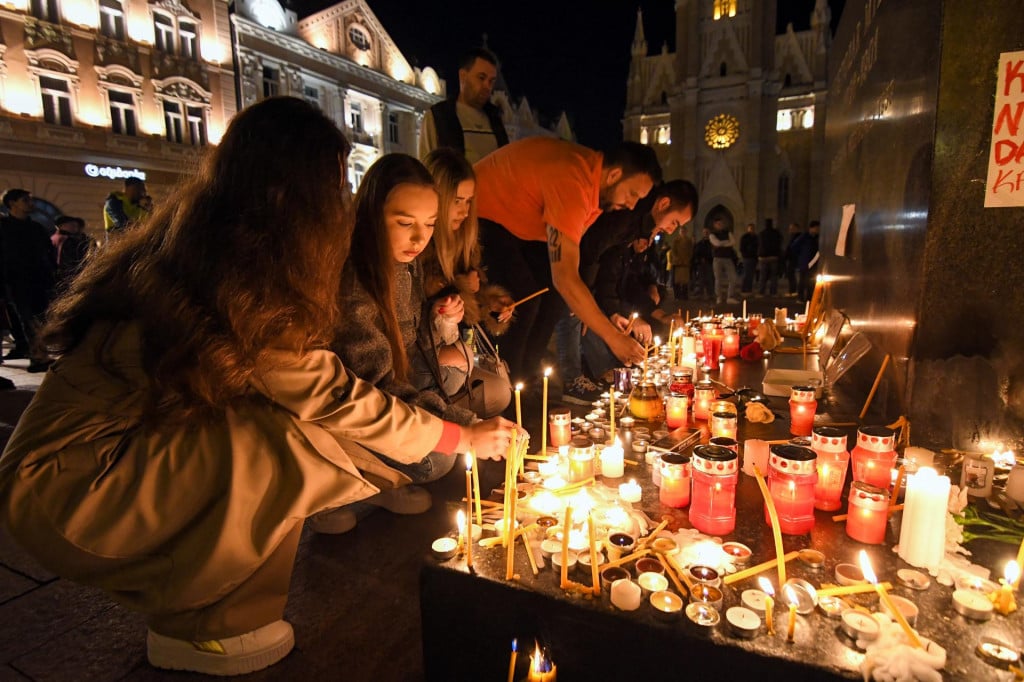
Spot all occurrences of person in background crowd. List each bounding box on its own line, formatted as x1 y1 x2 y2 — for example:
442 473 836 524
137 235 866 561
419 47 509 163
0 98 514 677
739 222 759 295
709 217 739 305
0 188 55 372
51 215 91 291
797 220 821 304
421 148 513 418
138 194 154 213
327 153 490 534
670 223 694 301
757 218 783 296
783 222 805 297
691 228 714 300
103 176 147 241
474 137 660 405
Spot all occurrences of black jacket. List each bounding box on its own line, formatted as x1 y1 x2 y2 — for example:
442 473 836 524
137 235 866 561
740 232 759 259
758 226 783 258
429 99 509 155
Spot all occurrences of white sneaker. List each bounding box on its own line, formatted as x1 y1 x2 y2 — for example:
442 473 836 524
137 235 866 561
306 507 358 534
147 620 294 676
367 485 432 514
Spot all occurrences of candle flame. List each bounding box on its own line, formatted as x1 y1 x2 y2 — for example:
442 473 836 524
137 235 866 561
673 327 683 339
858 550 878 585
631 312 638 319
464 452 473 470
531 641 552 673
783 584 799 606
515 382 524 391
757 576 775 596
456 509 466 533
544 366 552 377
1006 560 1021 585
511 637 517 652
653 335 661 346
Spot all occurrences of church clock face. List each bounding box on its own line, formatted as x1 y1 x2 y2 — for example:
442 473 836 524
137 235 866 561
704 114 740 150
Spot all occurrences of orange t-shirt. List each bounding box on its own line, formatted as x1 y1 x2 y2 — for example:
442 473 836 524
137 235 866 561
473 137 604 245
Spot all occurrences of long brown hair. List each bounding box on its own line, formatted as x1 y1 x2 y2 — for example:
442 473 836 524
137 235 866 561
349 153 436 383
41 97 352 421
423 148 479 282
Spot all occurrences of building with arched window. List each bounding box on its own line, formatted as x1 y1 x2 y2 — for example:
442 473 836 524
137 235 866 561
0 0 236 233
624 0 834 236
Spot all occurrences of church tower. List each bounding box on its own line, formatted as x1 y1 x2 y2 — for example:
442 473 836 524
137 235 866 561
625 0 831 238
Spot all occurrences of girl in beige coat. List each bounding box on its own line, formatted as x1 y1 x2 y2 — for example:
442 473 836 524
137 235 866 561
0 98 514 677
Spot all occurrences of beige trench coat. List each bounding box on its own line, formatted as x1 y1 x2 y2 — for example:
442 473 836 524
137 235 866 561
0 321 450 627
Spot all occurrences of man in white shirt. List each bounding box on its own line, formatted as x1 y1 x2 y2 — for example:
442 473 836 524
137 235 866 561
419 48 509 163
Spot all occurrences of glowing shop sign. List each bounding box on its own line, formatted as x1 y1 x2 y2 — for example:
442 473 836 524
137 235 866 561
84 164 147 181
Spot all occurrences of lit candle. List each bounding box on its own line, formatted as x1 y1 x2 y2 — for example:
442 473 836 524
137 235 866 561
812 427 849 511
514 382 523 429
560 505 573 589
665 393 689 428
897 467 950 571
693 381 715 420
689 445 738 535
851 426 897 489
618 478 642 504
659 454 692 508
587 513 600 596
757 577 775 635
457 509 467 557
540 368 551 455
1016 537 1024 589
464 454 474 569
528 642 557 682
859 550 923 648
788 386 817 437
784 584 798 642
722 327 740 358
609 386 616 442
846 482 889 544
710 411 738 440
507 639 518 682
599 440 624 478
470 448 482 524
992 561 1019 616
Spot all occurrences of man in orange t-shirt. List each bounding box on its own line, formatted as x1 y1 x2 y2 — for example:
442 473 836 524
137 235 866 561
474 137 661 384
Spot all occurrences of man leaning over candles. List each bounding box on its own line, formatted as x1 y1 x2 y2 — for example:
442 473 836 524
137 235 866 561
0 97 515 677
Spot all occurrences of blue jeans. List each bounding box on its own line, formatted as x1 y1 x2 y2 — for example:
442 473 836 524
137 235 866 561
758 257 780 295
555 313 583 380
581 328 620 383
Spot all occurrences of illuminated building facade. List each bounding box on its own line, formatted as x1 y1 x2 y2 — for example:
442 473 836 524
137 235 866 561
624 0 833 232
0 0 236 230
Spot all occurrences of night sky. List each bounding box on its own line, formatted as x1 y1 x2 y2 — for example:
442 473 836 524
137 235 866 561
292 0 846 148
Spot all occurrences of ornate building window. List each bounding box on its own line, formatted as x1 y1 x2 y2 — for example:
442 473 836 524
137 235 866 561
99 0 125 40
163 100 184 142
40 75 72 125
152 4 201 61
657 125 670 144
30 0 60 23
262 65 279 98
704 114 740 150
639 127 649 144
349 101 363 133
713 0 736 20
388 112 399 144
155 79 210 146
303 85 320 109
348 25 370 52
108 89 137 134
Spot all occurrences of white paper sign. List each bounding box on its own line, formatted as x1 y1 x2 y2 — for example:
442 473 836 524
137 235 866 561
835 204 855 257
985 50 1024 207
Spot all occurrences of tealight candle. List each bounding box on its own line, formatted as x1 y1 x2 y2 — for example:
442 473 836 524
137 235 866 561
604 532 636 562
841 610 880 641
726 606 761 639
634 557 664 576
600 566 630 592
539 539 562 559
650 590 683 620
690 565 721 587
618 479 643 504
610 578 642 611
953 574 997 594
550 549 578 573
637 571 670 596
685 601 720 634
976 636 1021 670
431 536 458 560
952 588 994 621
879 594 919 627
741 589 771 612
694 583 724 610
722 541 752 565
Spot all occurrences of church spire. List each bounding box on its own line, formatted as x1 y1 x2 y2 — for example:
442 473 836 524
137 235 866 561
811 0 832 52
632 8 647 57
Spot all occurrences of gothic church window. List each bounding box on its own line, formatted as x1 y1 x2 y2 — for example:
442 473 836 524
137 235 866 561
640 127 649 144
713 0 736 20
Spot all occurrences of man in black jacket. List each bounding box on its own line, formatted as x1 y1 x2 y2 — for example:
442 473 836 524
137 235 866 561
757 219 783 296
418 47 509 163
739 223 759 294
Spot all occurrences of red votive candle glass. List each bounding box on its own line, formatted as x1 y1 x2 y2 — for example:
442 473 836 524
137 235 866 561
811 426 849 511
851 426 897 489
722 326 740 358
669 368 695 400
788 386 817 436
659 454 692 508
690 444 739 535
664 393 689 428
703 330 723 370
845 481 890 544
693 381 716 421
765 445 818 535
747 314 762 335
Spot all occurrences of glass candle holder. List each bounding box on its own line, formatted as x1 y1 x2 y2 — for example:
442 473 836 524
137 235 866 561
812 426 850 511
549 408 573 448
669 369 695 399
702 331 723 371
690 444 739 535
612 367 634 394
710 411 738 440
765 445 818 535
711 399 737 417
788 386 817 437
747 314 762 336
599 443 625 479
664 393 689 428
851 425 897 489
722 326 740 358
629 382 664 421
567 436 595 483
845 481 889 544
709 436 738 453
659 453 692 508
693 381 716 421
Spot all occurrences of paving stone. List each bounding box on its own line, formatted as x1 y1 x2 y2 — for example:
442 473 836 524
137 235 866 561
0 529 56 583
0 580 117 662
0 664 31 681
0 565 37 605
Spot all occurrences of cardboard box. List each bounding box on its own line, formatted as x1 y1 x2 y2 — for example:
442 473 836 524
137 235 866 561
762 369 824 398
